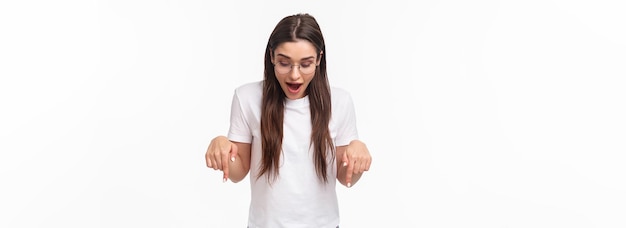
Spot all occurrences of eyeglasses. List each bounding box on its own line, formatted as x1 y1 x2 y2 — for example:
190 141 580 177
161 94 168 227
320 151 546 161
273 61 317 75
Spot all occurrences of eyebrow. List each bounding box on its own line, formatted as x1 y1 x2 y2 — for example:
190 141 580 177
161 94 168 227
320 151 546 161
276 53 315 61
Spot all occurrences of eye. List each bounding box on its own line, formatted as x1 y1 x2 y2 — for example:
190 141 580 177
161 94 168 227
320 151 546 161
278 61 291 67
300 62 313 68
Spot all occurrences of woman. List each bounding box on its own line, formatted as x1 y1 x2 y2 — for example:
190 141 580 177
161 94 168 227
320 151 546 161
205 13 372 228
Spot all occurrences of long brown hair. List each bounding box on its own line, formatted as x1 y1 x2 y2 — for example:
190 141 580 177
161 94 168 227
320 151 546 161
259 13 334 183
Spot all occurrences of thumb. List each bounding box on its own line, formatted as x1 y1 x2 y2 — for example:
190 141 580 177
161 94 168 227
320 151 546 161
222 141 237 183
230 142 238 162
342 151 349 167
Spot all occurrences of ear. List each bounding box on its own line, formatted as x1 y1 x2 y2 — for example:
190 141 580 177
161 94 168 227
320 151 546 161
270 49 275 64
317 51 323 65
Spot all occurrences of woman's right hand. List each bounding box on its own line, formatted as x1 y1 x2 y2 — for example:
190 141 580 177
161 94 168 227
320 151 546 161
205 136 238 182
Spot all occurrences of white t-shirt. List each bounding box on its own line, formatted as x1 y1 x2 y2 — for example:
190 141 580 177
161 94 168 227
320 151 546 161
227 81 359 228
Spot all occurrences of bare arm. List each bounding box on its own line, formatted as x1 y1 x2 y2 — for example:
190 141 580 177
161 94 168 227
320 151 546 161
226 142 251 183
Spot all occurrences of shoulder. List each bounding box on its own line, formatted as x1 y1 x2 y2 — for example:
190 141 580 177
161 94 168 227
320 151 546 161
234 81 263 98
330 86 354 105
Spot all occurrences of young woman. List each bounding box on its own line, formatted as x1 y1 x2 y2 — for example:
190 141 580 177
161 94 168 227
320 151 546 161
205 13 372 228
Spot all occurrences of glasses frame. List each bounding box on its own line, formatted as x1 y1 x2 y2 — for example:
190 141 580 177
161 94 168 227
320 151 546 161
273 62 318 75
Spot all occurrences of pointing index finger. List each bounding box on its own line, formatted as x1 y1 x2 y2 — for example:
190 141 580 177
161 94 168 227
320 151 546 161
345 159 354 188
221 148 230 183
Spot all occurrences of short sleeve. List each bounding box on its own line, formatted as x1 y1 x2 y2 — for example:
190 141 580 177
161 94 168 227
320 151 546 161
227 90 252 143
333 90 359 146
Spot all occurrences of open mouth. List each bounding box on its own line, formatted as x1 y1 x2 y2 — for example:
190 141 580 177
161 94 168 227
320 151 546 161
286 83 302 93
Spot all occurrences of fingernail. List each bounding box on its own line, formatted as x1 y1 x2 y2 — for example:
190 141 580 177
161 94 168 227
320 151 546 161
223 178 227 183
347 182 352 188
342 162 347 167
231 156 235 162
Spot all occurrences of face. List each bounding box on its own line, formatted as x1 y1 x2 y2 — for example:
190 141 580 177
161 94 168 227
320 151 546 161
271 39 321 100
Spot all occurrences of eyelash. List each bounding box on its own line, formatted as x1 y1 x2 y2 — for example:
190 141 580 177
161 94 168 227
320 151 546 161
278 61 313 67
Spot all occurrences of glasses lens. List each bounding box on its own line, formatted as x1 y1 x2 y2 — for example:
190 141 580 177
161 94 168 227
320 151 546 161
275 64 291 74
274 63 317 74
299 64 316 74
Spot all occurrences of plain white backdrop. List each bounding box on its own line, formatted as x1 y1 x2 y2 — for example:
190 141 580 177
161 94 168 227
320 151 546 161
1 0 625 227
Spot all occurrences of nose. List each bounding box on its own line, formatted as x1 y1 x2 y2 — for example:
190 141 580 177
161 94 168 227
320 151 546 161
289 65 301 79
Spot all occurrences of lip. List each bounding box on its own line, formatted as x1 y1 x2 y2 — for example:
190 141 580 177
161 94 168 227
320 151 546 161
286 82 302 94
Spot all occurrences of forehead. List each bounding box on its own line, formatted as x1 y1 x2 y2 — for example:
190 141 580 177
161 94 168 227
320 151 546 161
273 39 318 58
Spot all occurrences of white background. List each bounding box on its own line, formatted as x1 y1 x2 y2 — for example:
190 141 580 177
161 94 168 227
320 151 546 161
1 0 625 227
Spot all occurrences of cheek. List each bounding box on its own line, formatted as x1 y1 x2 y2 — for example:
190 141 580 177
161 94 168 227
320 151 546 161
274 72 287 83
305 74 316 83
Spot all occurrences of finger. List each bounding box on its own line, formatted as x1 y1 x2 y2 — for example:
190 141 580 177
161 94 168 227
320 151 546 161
209 154 219 170
221 148 230 182
364 157 372 171
345 158 354 188
353 159 363 174
354 159 365 174
205 151 212 168
213 151 222 170
359 158 369 173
